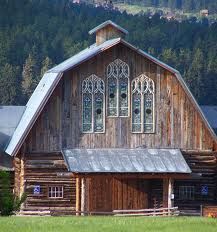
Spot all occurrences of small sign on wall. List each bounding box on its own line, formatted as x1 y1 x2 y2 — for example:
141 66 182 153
33 185 41 195
201 185 208 196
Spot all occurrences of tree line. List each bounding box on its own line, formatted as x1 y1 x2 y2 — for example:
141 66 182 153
0 0 216 105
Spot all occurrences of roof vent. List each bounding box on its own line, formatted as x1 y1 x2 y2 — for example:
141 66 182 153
89 20 128 45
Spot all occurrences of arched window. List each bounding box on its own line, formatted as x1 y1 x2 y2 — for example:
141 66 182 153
82 75 105 133
107 59 130 117
132 74 155 133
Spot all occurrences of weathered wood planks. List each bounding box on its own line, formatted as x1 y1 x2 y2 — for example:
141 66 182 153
23 43 216 153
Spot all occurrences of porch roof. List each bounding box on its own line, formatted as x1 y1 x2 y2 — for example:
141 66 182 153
62 149 191 174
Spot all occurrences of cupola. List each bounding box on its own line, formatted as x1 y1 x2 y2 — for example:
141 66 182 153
89 20 128 45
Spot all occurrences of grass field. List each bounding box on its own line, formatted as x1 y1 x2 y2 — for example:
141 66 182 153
0 216 217 232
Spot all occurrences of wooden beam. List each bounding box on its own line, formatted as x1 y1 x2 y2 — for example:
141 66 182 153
163 179 168 208
72 173 191 180
76 177 81 216
81 177 87 216
163 178 174 213
168 178 174 209
20 152 25 198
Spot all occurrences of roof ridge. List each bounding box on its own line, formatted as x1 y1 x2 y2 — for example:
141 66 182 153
89 20 128 35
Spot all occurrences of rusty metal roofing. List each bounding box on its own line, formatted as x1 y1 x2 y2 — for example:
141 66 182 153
62 149 191 173
89 20 129 35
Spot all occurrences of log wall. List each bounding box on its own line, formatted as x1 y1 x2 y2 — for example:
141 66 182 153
174 151 217 210
15 152 76 211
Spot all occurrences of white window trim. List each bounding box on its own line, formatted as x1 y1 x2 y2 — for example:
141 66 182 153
48 186 64 199
131 74 155 134
107 59 130 117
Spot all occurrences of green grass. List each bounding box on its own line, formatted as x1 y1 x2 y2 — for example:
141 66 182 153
0 216 217 232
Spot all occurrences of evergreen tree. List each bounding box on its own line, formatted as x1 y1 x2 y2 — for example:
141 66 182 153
40 56 53 77
185 48 204 101
22 54 37 100
0 63 20 105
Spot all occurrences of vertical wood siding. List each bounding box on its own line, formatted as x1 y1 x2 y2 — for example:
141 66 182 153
24 43 215 152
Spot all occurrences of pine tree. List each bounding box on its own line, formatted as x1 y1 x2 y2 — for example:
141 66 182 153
22 54 37 100
40 56 53 77
0 63 20 105
185 48 204 102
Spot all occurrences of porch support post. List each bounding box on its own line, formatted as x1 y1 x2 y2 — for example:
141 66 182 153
81 177 88 216
163 178 169 208
163 178 174 209
76 177 81 216
20 151 25 199
168 178 174 209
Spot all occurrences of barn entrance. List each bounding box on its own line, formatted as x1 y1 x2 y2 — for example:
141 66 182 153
62 148 191 213
75 176 183 213
88 176 150 212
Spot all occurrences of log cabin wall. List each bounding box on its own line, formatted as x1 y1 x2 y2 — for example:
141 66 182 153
14 152 76 211
174 151 217 210
24 43 216 152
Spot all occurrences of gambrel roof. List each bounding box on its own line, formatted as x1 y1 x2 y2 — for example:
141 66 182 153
5 37 217 156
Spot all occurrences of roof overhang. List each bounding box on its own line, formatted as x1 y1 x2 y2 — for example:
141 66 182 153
62 148 191 174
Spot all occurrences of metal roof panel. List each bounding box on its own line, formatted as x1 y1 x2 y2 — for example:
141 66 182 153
62 148 191 173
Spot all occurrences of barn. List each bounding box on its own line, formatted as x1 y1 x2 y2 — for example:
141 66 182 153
1 21 217 215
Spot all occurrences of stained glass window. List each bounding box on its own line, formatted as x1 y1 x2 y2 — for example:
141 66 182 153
107 59 129 117
82 75 105 133
132 74 155 133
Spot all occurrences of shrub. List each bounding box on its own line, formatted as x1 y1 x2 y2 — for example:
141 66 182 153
0 171 26 216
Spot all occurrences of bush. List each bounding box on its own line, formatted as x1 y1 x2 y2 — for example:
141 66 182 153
0 171 26 216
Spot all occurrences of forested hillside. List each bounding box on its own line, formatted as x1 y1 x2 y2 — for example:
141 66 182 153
109 0 217 13
0 0 217 105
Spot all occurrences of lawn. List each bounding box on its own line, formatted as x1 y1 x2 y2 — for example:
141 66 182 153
0 216 217 232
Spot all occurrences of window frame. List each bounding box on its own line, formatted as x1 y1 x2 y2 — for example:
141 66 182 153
107 59 130 118
178 186 195 200
81 74 105 134
131 74 155 134
48 186 64 199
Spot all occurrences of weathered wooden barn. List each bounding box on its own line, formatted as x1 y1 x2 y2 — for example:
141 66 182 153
1 21 217 215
